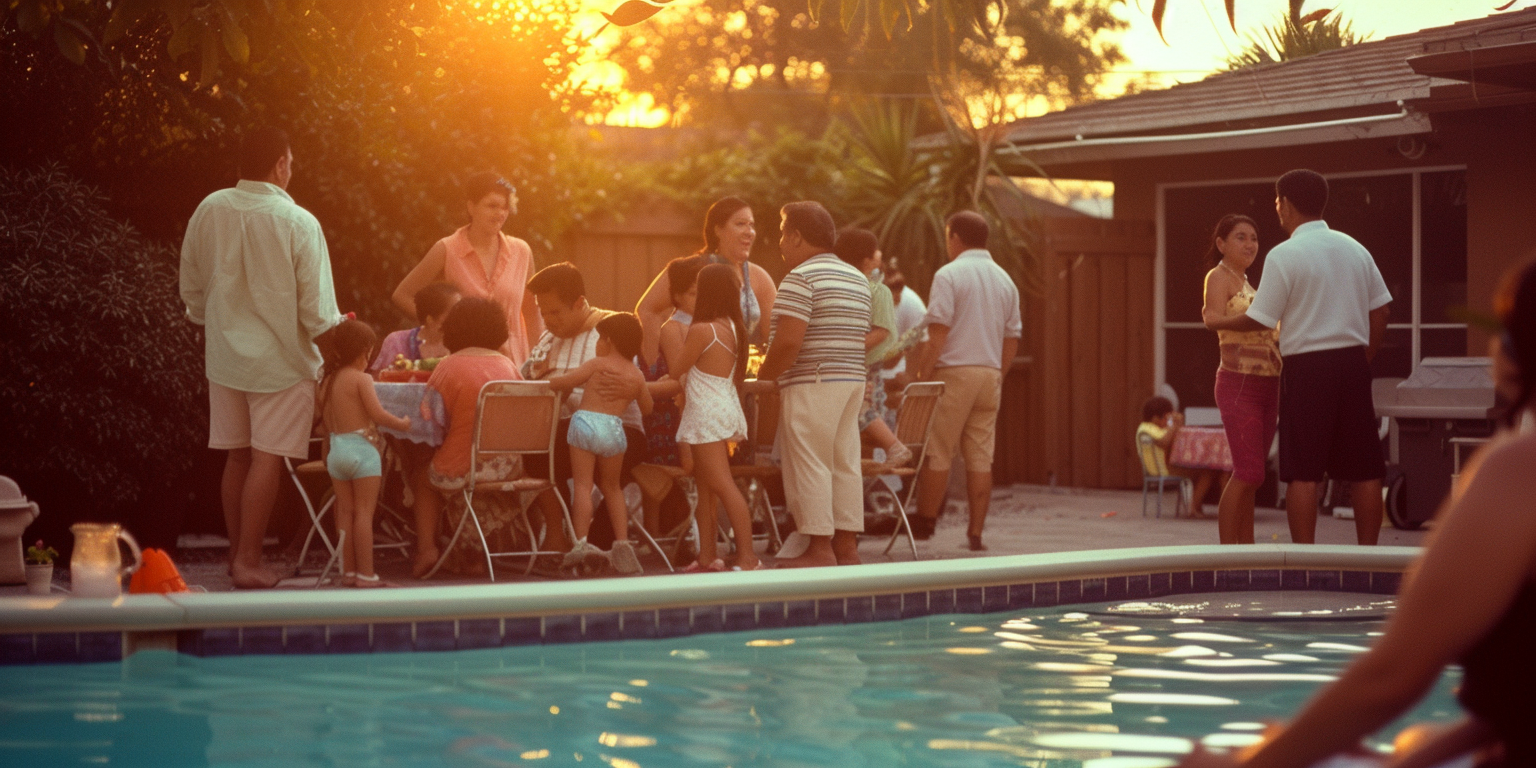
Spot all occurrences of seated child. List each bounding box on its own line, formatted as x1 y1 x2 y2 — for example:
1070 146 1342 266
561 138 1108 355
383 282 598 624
1137 396 1226 519
370 282 459 372
547 312 654 575
319 319 412 587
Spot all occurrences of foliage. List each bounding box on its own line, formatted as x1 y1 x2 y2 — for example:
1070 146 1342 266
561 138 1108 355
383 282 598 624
1222 10 1365 69
605 0 1125 130
0 165 208 522
26 541 59 566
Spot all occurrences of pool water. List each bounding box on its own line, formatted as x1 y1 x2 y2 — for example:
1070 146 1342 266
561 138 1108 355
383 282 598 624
0 603 1462 767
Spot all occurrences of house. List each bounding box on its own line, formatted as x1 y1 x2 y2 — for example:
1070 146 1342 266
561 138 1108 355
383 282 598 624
991 8 1536 489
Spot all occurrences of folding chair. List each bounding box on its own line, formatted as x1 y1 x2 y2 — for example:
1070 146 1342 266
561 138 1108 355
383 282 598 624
1138 431 1192 518
286 439 339 577
422 380 575 581
859 381 945 559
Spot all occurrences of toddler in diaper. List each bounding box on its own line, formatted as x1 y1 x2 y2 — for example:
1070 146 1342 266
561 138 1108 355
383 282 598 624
319 319 412 588
547 313 653 574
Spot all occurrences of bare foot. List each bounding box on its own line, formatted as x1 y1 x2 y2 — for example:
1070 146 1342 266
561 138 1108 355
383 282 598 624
230 563 283 589
733 556 763 571
967 535 987 552
774 552 838 568
352 574 394 588
835 552 862 566
1188 510 1212 520
412 550 441 579
831 531 861 565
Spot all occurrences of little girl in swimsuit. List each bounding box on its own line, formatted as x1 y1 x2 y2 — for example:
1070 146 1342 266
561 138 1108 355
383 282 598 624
547 313 653 575
674 264 761 572
319 320 412 587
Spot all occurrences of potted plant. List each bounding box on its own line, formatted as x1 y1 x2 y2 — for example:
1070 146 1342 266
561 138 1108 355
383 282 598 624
24 540 57 596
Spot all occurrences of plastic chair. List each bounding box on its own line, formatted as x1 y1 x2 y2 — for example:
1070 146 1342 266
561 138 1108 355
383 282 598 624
859 381 946 559
1137 431 1191 518
422 380 574 581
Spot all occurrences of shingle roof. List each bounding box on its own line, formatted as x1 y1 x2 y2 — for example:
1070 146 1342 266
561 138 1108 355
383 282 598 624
1001 7 1536 146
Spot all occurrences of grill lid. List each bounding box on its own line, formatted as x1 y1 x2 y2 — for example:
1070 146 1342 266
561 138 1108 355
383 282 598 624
1376 357 1496 419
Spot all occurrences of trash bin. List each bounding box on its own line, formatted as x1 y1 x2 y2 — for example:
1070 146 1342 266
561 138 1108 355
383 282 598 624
1375 358 1500 530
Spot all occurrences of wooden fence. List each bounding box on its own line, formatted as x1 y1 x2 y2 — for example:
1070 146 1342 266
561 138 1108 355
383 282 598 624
560 205 699 313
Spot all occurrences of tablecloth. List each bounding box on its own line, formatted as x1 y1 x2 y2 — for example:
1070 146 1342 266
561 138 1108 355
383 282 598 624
375 382 447 446
1170 426 1233 472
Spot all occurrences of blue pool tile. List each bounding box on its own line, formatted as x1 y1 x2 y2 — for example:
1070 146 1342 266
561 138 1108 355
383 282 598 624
722 604 757 631
758 602 788 628
691 605 724 633
1058 580 1083 605
1105 577 1128 601
1217 570 1250 591
1371 571 1402 595
1007 583 1034 609
1251 570 1281 590
1126 574 1150 599
503 617 543 646
1167 572 1190 594
982 585 1009 613
621 611 658 639
200 628 242 657
1342 571 1372 593
901 591 929 618
372 622 414 653
845 596 875 623
413 621 457 652
816 599 846 624
786 601 817 627
656 608 692 637
1080 579 1105 602
928 589 955 615
0 634 34 664
458 619 502 649
242 627 284 655
1150 572 1174 596
544 615 582 644
326 624 371 654
955 588 983 613
1308 570 1341 591
1033 582 1059 607
1191 571 1216 592
34 632 78 664
284 626 327 655
584 613 622 642
873 594 902 621
1281 570 1308 590
79 632 121 663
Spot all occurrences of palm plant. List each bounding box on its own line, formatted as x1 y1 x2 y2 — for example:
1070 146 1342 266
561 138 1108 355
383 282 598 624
1223 10 1366 69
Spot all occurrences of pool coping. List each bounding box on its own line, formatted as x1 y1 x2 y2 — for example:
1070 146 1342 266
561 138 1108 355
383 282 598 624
0 544 1417 664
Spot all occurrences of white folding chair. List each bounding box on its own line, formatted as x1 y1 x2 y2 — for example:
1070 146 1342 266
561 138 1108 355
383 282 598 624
422 381 575 581
286 439 340 576
860 381 945 559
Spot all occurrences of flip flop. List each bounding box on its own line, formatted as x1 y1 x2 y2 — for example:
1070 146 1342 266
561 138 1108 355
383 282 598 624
682 559 726 573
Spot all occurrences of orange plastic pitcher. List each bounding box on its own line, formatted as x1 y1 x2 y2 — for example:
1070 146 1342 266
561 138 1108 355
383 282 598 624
128 548 189 594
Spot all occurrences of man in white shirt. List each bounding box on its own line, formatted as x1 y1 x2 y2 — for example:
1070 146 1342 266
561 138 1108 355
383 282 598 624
911 212 1022 551
180 127 343 588
1206 169 1391 545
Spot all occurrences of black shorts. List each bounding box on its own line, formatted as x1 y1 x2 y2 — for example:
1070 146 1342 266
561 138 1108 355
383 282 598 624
1278 346 1385 483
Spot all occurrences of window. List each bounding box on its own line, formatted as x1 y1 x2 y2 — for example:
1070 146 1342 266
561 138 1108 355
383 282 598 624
1157 168 1468 408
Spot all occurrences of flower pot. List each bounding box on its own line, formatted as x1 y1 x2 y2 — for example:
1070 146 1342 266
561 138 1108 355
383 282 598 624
25 563 53 595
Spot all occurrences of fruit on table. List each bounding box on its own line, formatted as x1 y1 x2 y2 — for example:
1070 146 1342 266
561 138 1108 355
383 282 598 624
419 357 443 371
392 354 411 370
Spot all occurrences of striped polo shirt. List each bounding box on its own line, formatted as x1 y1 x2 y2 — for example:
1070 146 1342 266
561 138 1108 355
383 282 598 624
769 253 872 388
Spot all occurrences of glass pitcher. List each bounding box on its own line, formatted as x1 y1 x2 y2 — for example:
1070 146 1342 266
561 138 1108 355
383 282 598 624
69 523 142 598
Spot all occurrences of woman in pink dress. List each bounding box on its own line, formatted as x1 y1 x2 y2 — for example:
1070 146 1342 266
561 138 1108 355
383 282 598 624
392 173 541 369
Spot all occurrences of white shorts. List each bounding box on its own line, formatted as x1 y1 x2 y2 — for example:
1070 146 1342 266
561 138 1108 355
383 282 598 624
208 379 316 460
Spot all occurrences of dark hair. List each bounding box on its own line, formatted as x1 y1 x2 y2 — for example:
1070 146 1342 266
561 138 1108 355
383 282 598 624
413 282 460 325
666 255 710 302
442 297 509 353
692 263 749 386
1276 169 1329 218
1204 214 1259 269
780 201 836 250
319 319 378 413
1142 396 1175 423
946 211 990 249
596 312 643 360
238 127 290 180
464 171 514 204
1494 259 1536 425
833 228 879 269
699 197 752 255
526 262 585 307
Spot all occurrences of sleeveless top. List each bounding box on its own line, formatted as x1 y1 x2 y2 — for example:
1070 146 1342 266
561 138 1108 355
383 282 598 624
676 322 748 445
708 254 760 339
1218 282 1282 376
441 225 534 368
1458 580 1536 765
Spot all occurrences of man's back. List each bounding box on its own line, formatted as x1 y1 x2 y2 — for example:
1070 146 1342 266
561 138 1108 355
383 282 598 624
927 249 1022 369
180 180 340 392
1246 220 1391 358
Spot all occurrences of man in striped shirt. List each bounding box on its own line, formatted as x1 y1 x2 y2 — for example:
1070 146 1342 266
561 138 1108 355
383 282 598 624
758 202 872 568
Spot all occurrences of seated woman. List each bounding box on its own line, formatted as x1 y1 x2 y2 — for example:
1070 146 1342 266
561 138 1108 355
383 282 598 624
1179 259 1536 767
1137 396 1226 519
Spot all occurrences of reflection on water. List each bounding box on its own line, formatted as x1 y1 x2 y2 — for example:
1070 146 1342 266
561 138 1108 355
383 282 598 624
0 605 1463 766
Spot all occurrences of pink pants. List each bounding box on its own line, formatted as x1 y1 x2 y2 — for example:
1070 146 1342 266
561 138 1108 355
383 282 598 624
1214 368 1280 485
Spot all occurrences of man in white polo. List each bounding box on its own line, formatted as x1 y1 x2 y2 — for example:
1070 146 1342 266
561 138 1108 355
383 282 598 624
180 127 343 588
1206 169 1391 545
911 211 1022 551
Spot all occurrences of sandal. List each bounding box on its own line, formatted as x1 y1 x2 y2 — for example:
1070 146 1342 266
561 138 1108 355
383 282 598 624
731 561 767 571
351 573 391 588
682 559 726 573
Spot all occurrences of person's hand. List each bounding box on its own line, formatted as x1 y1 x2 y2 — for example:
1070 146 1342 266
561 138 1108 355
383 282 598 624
1172 412 1186 426
590 369 641 400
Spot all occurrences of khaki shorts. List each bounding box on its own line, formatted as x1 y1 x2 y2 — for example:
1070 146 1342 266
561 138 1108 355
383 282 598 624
924 366 1002 473
208 379 316 460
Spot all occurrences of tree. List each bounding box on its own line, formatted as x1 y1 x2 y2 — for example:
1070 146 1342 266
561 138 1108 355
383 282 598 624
1222 10 1365 69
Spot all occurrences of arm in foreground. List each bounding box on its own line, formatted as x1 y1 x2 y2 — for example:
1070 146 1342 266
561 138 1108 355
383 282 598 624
756 316 806 382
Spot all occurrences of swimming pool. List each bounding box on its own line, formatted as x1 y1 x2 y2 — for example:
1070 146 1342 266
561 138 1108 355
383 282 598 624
0 599 1460 767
